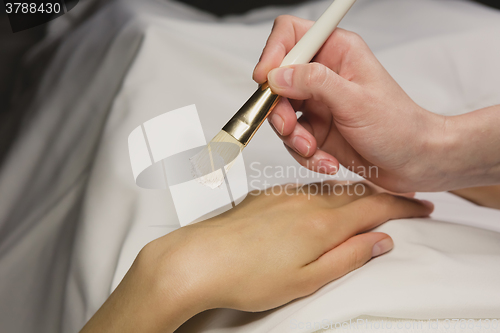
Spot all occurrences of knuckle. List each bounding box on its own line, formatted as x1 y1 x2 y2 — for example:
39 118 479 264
273 15 292 28
338 29 364 47
308 210 331 234
347 31 364 45
334 29 368 59
305 63 329 89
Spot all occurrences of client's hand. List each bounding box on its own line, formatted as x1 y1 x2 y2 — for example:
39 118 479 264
253 16 447 193
80 182 433 333
450 185 500 210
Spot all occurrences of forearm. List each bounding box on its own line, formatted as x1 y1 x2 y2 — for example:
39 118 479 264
429 105 500 191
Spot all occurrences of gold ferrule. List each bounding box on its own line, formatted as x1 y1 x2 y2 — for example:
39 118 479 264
222 82 281 146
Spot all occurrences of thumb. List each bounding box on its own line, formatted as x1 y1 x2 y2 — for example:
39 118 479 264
301 232 393 293
267 63 356 107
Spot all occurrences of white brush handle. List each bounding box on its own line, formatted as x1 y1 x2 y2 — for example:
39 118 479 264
280 0 357 67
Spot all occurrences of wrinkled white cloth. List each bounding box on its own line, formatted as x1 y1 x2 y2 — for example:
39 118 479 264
1 1 500 333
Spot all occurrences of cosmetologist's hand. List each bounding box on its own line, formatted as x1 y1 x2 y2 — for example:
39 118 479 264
254 16 450 193
80 181 433 333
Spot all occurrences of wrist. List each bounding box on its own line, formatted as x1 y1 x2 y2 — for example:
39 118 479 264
409 109 450 191
421 106 500 191
136 239 208 331
81 239 207 333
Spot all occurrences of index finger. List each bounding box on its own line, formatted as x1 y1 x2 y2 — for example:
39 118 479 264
308 193 432 257
335 193 434 238
253 15 314 83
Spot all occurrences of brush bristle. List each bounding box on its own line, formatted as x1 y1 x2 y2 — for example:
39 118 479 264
190 130 244 189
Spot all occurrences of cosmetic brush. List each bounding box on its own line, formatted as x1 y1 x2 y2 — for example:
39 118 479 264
190 0 357 189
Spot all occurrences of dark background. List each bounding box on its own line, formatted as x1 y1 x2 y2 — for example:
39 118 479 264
175 0 500 16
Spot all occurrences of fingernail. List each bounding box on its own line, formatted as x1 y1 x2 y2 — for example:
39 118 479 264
268 67 294 88
372 238 393 257
253 63 260 77
318 160 338 175
421 200 434 210
270 114 285 135
292 136 311 156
